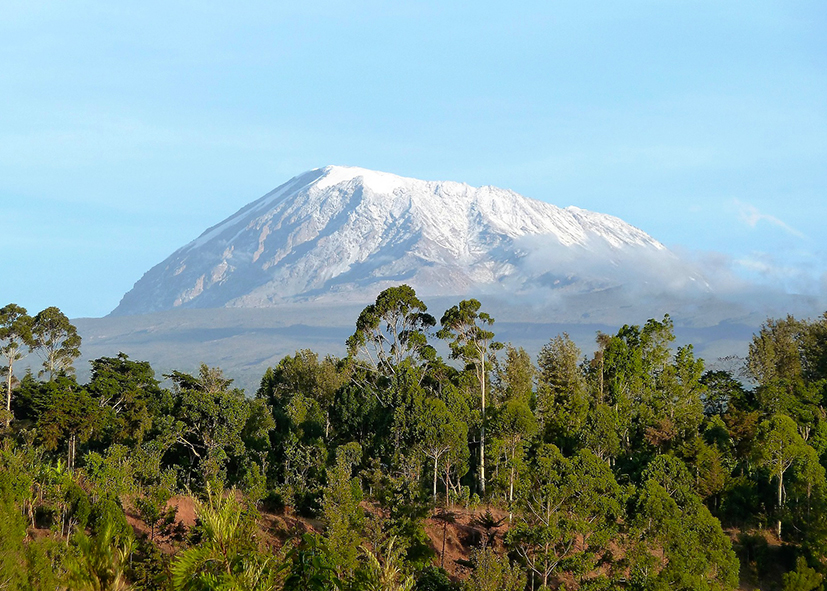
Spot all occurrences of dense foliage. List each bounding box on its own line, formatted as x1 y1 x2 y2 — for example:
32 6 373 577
2 289 827 590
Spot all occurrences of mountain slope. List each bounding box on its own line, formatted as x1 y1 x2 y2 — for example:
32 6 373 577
112 166 703 316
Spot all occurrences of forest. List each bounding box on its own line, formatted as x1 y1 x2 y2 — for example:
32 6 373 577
2 285 827 591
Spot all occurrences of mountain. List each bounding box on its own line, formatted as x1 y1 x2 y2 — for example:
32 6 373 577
111 166 707 317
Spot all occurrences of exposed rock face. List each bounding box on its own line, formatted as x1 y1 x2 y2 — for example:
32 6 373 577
111 165 702 316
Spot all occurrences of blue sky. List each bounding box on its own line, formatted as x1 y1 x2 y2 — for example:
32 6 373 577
2 1 825 318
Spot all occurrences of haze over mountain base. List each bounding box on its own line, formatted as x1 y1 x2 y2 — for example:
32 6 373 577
73 287 822 393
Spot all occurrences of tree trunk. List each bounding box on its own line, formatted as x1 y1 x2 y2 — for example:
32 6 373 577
509 462 515 504
5 357 13 429
777 470 783 539
480 352 486 495
509 460 515 523
441 519 447 568
68 435 72 472
433 456 439 501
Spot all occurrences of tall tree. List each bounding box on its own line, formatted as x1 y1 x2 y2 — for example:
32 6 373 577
417 398 466 501
88 353 169 446
169 365 269 488
0 303 33 428
31 306 81 381
438 299 501 495
37 376 100 470
492 345 535 405
346 285 436 377
536 333 588 446
748 315 821 432
754 414 808 539
491 400 537 509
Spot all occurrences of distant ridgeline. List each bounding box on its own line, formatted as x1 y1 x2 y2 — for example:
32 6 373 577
3 286 827 590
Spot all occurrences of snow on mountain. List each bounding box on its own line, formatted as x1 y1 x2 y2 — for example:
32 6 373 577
111 166 705 316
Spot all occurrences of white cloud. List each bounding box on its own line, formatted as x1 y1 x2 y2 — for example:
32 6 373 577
734 199 808 240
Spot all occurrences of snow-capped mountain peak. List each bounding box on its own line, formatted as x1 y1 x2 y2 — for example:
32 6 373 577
111 166 698 316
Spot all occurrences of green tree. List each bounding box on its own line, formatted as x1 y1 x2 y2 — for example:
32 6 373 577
754 414 808 539
748 316 821 432
258 350 346 440
31 306 81 381
492 345 535 405
417 398 465 501
645 345 705 451
490 400 537 509
563 450 627 584
536 333 588 445
462 545 525 591
169 365 271 489
438 299 501 495
630 455 739 590
582 403 621 463
0 303 33 428
88 353 170 446
782 556 823 591
321 442 364 578
84 444 136 502
347 285 436 378
37 376 99 470
699 369 745 417
506 444 574 588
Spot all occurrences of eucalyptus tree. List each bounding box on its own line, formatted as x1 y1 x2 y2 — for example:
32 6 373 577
346 286 438 460
0 303 33 428
438 299 501 495
417 398 467 501
754 414 808 539
31 306 81 381
490 400 537 509
346 285 436 380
